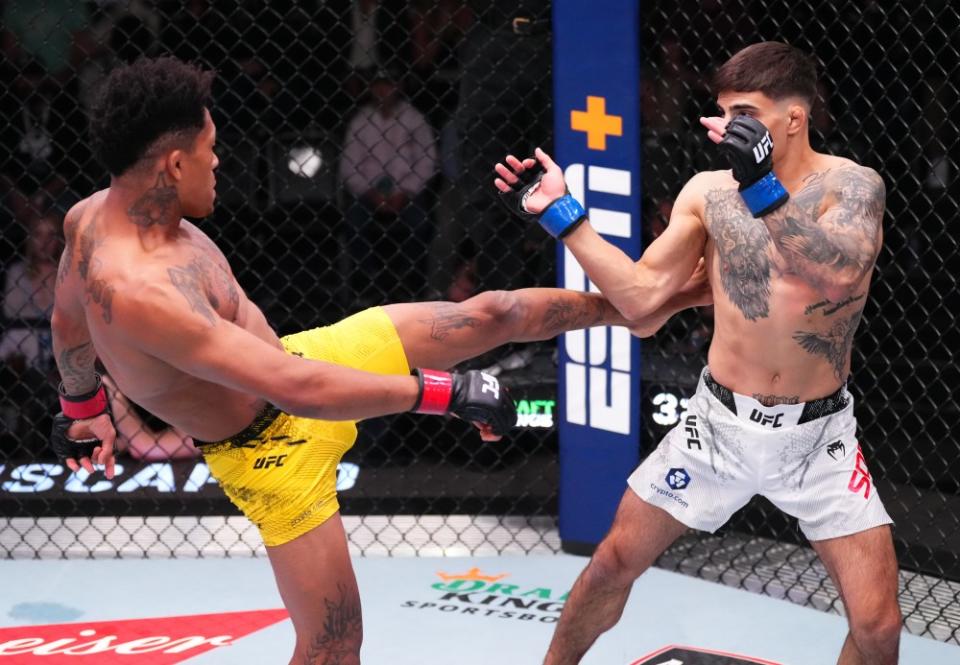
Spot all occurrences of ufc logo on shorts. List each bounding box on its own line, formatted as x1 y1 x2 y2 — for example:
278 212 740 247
253 454 287 470
749 409 783 428
480 372 500 400
847 444 872 499
684 414 702 450
753 132 773 163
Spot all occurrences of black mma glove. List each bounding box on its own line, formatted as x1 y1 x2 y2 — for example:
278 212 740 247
411 368 517 436
50 373 111 466
50 413 102 465
718 115 790 217
496 161 587 238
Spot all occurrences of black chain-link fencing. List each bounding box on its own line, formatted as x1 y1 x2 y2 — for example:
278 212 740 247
0 0 957 644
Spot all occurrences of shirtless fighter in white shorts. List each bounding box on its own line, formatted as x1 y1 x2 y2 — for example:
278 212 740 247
495 41 900 665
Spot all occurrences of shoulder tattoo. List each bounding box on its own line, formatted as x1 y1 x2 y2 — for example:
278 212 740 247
168 256 219 326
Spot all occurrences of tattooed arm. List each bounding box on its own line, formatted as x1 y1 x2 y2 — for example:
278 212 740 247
52 203 98 395
761 166 885 300
506 259 711 341
50 200 119 477
51 313 98 394
561 174 709 321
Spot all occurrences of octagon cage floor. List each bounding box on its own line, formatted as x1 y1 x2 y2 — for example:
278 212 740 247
1 517 959 664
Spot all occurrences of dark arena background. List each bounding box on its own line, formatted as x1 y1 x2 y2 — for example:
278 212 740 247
0 0 958 660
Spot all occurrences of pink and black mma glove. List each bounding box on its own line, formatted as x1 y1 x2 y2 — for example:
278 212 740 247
719 115 790 218
50 374 111 465
411 369 517 436
496 161 587 239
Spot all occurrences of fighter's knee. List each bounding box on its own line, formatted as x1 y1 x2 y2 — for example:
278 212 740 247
849 603 902 656
589 535 643 586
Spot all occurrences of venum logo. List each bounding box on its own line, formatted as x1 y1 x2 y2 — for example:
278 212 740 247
826 440 846 461
253 455 287 470
749 409 783 428
562 163 634 435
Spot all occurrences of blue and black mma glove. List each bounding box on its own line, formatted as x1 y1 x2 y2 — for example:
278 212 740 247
719 115 790 218
496 161 587 239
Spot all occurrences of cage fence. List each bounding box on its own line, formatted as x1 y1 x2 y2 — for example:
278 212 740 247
0 0 956 644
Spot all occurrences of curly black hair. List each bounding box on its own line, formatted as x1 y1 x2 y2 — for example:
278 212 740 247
90 57 214 176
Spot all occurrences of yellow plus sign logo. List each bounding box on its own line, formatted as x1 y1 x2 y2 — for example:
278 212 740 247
570 96 623 151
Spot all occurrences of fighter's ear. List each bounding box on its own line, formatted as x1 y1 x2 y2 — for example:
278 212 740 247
165 149 184 181
786 103 807 136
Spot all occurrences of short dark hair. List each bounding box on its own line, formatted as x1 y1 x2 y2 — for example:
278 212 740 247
90 57 214 176
712 42 817 107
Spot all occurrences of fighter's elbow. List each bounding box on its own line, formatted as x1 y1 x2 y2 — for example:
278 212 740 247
615 301 652 325
626 318 664 339
50 307 69 335
613 288 665 324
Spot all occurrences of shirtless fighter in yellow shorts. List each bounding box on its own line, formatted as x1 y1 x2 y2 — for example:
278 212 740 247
49 57 709 664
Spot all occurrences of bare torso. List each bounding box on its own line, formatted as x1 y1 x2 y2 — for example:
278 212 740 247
694 154 879 404
58 189 281 441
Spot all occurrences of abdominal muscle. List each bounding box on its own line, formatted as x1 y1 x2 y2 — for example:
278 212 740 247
704 281 852 405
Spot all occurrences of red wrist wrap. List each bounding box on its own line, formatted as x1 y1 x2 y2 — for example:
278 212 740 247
413 369 453 415
59 380 108 420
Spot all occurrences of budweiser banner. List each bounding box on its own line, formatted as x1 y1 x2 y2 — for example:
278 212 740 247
0 609 288 663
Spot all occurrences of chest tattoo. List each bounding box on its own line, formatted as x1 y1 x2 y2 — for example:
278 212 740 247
704 189 772 321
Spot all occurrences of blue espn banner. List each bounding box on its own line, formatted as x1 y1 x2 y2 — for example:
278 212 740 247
553 1 643 553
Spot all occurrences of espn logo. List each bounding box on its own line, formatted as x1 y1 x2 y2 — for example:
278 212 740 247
561 163 634 435
753 132 773 163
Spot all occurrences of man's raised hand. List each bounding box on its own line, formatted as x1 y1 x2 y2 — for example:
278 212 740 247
494 148 587 239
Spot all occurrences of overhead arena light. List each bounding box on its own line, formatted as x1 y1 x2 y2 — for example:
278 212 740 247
286 146 323 178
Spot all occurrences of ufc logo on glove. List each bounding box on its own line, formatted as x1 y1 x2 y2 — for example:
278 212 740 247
752 132 773 163
480 373 500 400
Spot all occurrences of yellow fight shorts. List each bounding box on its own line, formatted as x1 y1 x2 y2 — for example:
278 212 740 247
196 307 409 546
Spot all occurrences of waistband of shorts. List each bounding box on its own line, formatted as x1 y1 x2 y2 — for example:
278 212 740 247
703 370 848 425
194 402 284 449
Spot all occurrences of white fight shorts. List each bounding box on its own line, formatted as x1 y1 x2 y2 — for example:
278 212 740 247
629 368 893 541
